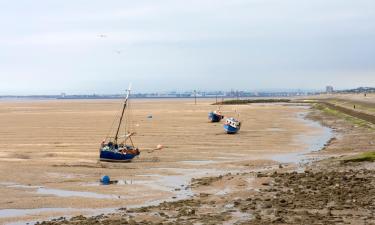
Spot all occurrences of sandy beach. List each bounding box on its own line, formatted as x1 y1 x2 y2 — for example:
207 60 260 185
0 98 333 224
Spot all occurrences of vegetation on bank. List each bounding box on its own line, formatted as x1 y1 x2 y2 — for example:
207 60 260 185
342 152 375 163
324 99 375 113
313 103 374 130
213 99 291 105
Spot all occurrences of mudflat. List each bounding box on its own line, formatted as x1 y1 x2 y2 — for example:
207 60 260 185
30 95 374 225
0 99 327 224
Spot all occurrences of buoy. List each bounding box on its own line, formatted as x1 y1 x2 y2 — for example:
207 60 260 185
101 175 110 185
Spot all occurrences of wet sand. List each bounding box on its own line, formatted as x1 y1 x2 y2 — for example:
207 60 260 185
0 99 331 224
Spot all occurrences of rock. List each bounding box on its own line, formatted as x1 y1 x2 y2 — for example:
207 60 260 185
263 202 272 209
70 215 86 221
128 219 136 225
178 207 196 216
272 217 283 223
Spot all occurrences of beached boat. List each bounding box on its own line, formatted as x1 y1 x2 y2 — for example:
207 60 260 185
208 110 224 122
224 117 241 134
99 85 140 162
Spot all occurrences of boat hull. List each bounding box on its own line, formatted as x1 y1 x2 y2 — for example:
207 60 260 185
99 150 138 162
208 112 223 122
224 124 240 134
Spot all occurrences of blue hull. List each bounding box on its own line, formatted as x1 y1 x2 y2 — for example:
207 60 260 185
100 150 138 162
224 124 240 134
208 112 223 122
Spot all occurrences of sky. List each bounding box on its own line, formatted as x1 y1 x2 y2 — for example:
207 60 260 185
0 0 374 94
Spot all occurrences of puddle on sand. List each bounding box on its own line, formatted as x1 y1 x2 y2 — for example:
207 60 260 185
135 168 210 197
4 207 117 225
0 182 41 189
128 167 247 209
0 182 124 200
215 187 232 196
180 160 216 165
271 112 333 164
265 127 285 132
224 211 252 225
82 179 135 187
7 184 42 189
0 208 74 219
36 187 122 199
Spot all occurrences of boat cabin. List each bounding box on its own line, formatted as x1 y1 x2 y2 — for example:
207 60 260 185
225 118 240 128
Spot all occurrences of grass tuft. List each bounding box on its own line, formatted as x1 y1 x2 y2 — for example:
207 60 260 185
313 103 374 130
342 152 375 163
213 99 290 105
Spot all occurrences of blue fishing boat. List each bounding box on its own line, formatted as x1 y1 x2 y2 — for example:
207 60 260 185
100 141 140 162
99 85 140 162
224 117 241 134
208 111 224 122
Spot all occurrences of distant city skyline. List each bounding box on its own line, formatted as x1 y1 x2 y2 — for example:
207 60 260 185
0 89 323 99
0 0 374 94
2 87 373 98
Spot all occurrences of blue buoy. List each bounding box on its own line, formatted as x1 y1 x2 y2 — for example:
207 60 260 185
101 175 110 185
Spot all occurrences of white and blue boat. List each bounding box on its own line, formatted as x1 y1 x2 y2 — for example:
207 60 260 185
224 117 241 134
100 145 139 162
99 85 140 162
208 111 224 122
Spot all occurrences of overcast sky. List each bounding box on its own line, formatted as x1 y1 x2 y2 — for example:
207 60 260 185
0 0 374 94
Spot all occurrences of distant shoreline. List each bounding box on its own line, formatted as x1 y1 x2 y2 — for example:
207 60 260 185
0 96 300 101
1 89 372 101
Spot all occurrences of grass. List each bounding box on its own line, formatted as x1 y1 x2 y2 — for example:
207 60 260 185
313 103 374 130
326 99 375 113
342 152 375 163
213 99 291 105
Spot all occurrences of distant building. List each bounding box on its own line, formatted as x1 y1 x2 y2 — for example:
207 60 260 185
326 86 334 94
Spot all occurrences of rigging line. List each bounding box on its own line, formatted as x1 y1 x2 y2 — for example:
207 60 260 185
128 98 133 131
114 99 127 143
105 100 123 140
105 108 119 139
128 99 135 144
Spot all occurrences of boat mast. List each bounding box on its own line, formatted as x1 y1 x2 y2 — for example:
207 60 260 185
114 85 131 144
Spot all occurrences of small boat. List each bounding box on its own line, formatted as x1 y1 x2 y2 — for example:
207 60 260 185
99 85 140 162
208 110 224 122
224 117 241 134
